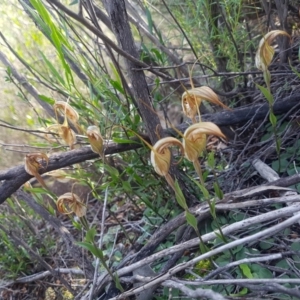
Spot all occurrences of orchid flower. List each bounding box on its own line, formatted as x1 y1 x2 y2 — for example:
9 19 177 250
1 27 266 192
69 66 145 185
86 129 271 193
182 86 230 123
183 122 226 184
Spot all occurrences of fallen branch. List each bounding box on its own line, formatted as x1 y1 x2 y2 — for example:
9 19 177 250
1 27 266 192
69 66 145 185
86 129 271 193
82 198 300 298
0 94 299 204
0 140 143 204
162 280 226 300
107 210 300 299
177 93 300 129
0 268 84 288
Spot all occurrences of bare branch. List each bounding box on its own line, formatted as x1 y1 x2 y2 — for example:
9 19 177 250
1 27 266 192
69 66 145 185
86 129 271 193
177 278 300 285
107 210 300 299
82 203 300 298
203 253 284 280
1 91 300 204
15 190 95 279
1 268 84 288
102 0 162 144
163 280 226 300
0 140 143 204
45 0 173 81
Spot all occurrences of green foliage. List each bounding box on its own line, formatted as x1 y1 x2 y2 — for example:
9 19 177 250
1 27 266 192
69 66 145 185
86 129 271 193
0 230 31 278
77 228 105 259
174 179 188 210
1 0 299 299
165 0 254 74
0 198 54 279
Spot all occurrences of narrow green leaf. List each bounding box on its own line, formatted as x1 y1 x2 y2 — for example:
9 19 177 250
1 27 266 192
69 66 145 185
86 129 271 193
256 84 274 105
207 151 215 169
188 175 210 199
263 70 271 88
199 184 210 199
208 198 216 217
30 0 51 25
145 6 153 34
31 0 72 50
269 112 277 127
69 0 79 5
154 77 160 89
109 79 125 94
213 182 223 199
133 114 141 125
24 187 48 194
199 242 207 255
38 95 55 105
85 227 97 243
22 1 51 37
151 48 163 63
109 63 122 88
77 241 104 259
122 181 132 193
214 231 223 241
112 137 140 144
230 287 248 296
138 196 154 211
104 165 119 177
30 0 74 88
114 274 123 292
39 51 65 86
157 29 164 45
185 211 198 231
290 61 300 81
174 180 188 210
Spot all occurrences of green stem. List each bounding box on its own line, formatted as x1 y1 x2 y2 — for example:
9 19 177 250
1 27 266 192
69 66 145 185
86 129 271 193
91 241 124 291
269 105 281 171
193 160 205 186
194 161 229 246
265 69 281 171
193 224 211 260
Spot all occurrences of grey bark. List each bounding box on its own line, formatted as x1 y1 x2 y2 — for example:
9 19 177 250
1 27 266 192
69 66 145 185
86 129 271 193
102 0 162 144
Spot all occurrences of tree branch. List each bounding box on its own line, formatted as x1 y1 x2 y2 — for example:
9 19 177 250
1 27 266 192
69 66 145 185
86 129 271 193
102 0 163 144
112 211 300 299
0 94 299 204
0 140 143 204
82 194 300 298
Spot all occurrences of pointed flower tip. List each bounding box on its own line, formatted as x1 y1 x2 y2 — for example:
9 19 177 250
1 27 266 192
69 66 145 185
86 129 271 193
24 152 49 176
53 100 83 133
184 122 226 139
256 30 290 71
53 101 79 122
183 122 226 162
24 153 49 189
151 137 184 177
47 123 76 149
57 192 86 217
86 126 104 156
182 86 230 121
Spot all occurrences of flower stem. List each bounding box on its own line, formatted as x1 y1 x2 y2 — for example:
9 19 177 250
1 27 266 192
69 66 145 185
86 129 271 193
193 159 205 186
